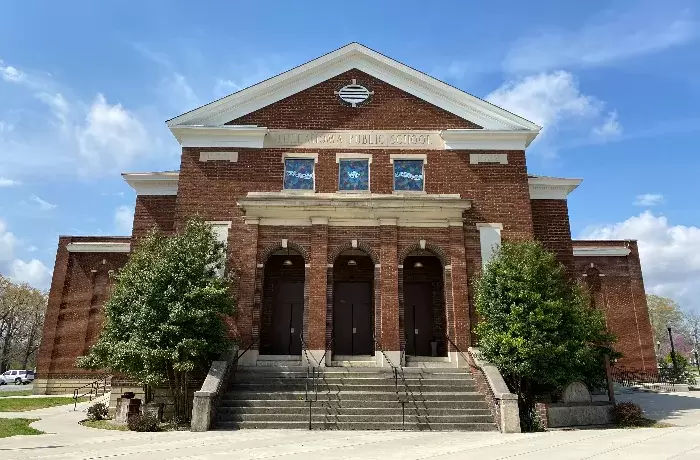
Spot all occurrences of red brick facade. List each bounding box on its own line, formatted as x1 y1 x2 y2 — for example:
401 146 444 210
35 59 656 391
572 240 656 371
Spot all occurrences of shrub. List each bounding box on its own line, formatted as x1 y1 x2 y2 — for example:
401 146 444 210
87 402 109 421
612 402 645 426
659 352 695 384
127 414 160 432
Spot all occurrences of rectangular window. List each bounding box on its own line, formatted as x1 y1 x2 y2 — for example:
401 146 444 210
393 159 424 191
338 159 370 191
284 158 315 190
207 221 231 277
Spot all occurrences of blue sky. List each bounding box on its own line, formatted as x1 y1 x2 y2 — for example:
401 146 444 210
1 1 699 312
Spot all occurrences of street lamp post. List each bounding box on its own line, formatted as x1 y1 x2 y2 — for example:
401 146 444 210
668 326 679 378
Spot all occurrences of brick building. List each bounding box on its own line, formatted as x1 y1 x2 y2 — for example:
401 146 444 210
35 44 656 394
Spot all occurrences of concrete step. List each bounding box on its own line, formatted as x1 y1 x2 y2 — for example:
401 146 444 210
221 391 488 402
215 420 497 431
228 383 476 392
217 406 493 416
219 413 496 423
219 399 490 409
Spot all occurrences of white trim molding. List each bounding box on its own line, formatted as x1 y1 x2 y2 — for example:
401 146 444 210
282 152 319 163
528 176 582 200
573 247 631 257
122 171 179 196
442 129 538 150
199 151 238 162
166 43 541 133
66 242 131 253
389 153 428 164
170 126 267 148
335 152 373 163
238 192 470 228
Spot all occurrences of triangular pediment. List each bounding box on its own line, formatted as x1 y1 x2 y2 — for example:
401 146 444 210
166 43 540 132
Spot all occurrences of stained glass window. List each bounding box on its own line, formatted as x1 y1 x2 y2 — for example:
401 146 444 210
283 158 315 190
338 159 369 191
393 159 424 191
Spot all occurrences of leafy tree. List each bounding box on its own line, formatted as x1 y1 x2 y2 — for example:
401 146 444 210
475 241 616 428
659 352 695 384
0 276 46 371
647 295 688 358
78 219 235 422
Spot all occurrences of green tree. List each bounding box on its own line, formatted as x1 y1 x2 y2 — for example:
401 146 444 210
475 241 616 428
647 294 687 358
0 276 46 371
77 219 235 422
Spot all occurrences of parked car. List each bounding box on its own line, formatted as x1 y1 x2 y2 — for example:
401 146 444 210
0 370 35 385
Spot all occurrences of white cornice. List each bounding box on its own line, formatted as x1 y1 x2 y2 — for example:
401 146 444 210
238 192 470 228
122 171 179 196
67 242 131 253
573 247 631 257
170 126 267 148
166 43 541 133
528 176 582 200
441 129 538 150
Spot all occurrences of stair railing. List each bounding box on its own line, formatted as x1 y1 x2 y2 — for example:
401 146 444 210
299 333 320 430
373 334 416 430
73 375 109 410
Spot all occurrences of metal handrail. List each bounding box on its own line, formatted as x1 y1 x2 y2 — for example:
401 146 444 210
73 375 109 410
373 335 417 429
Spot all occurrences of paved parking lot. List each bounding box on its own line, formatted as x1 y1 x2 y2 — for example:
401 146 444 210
0 390 699 459
0 382 33 393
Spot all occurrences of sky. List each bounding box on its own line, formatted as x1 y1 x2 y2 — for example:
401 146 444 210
1 1 699 312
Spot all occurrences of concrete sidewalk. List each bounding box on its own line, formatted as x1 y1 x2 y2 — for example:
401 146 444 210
0 391 698 459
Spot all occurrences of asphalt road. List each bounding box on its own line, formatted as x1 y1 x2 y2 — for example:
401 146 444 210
0 381 33 392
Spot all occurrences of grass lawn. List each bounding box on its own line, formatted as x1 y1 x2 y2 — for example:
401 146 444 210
0 418 43 437
80 419 128 431
0 390 33 397
0 397 86 412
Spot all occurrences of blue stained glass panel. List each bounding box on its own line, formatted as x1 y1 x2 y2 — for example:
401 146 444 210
338 159 369 191
393 160 424 191
284 158 315 190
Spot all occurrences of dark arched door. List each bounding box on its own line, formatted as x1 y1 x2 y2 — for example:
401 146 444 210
261 254 304 355
334 281 372 355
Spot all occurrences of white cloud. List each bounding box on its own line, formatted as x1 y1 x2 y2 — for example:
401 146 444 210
76 94 151 174
30 194 57 211
634 193 665 207
9 259 51 289
0 59 24 83
0 219 17 262
592 111 622 140
114 205 134 234
504 12 698 73
35 91 71 129
486 71 600 128
0 177 20 187
160 73 199 112
0 219 50 290
581 211 700 313
214 78 242 97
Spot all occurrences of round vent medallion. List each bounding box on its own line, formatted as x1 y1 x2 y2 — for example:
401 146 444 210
335 79 373 107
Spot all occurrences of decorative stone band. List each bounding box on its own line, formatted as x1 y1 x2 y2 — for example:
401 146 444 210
66 242 131 253
168 126 539 150
239 192 470 228
573 246 632 257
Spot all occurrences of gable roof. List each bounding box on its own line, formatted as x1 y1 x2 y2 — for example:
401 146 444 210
166 43 541 132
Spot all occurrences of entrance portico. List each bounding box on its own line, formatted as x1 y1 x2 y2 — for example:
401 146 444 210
239 192 471 368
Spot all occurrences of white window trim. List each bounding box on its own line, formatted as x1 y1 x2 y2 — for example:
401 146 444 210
391 155 426 193
389 153 427 164
336 153 372 193
207 221 232 277
282 153 317 192
477 223 502 268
